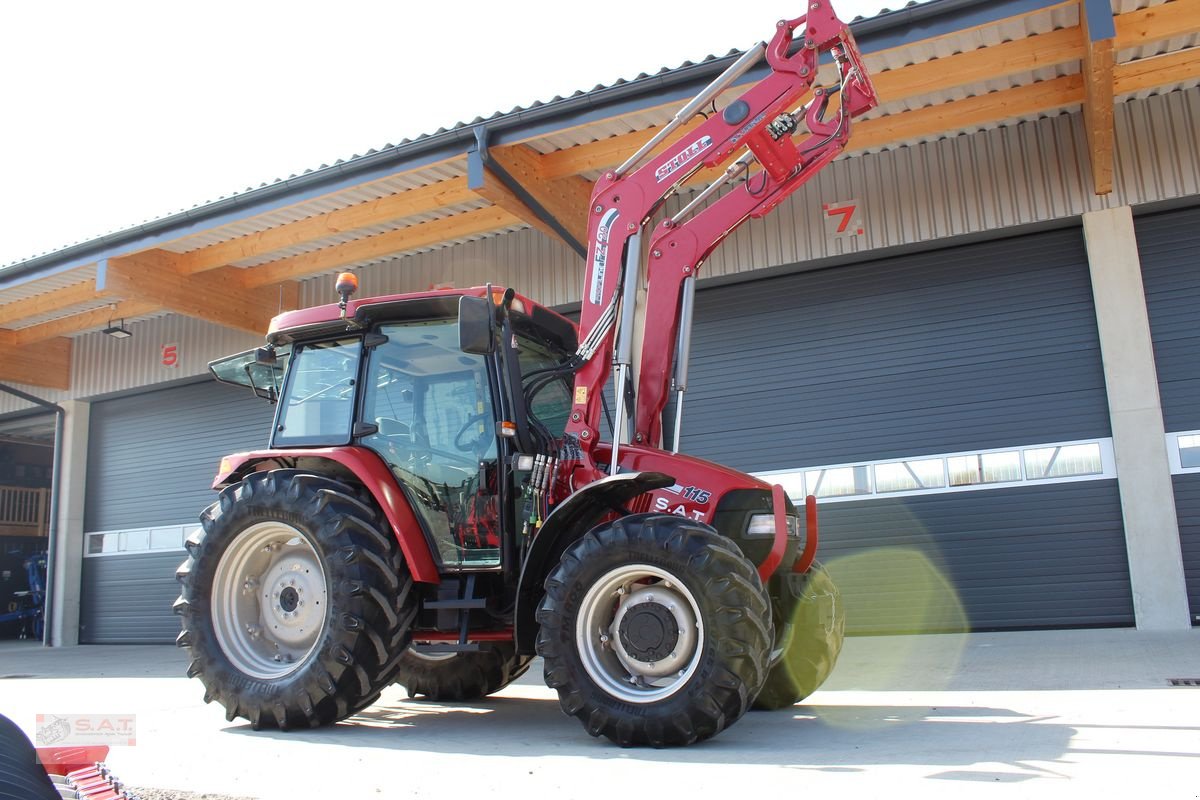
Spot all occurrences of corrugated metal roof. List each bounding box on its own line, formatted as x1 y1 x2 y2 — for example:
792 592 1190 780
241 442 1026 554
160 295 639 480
158 162 471 255
0 266 96 306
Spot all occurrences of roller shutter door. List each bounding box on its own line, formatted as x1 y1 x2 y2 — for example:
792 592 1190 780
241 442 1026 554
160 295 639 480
1138 205 1200 625
81 380 275 644
680 227 1132 631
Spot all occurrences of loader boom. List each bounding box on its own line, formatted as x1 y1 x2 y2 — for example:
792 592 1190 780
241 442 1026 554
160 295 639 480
562 0 877 479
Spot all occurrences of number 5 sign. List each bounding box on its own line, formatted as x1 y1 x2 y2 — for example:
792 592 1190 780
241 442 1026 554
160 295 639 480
822 200 864 239
161 343 180 369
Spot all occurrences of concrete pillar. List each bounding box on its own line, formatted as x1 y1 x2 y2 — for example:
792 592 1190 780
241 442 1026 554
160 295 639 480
1083 206 1190 630
49 399 89 646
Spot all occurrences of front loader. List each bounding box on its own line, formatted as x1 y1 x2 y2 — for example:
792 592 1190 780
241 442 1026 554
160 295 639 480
176 0 876 747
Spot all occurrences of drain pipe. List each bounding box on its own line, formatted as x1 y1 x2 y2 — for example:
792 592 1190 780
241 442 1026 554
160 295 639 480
0 383 64 647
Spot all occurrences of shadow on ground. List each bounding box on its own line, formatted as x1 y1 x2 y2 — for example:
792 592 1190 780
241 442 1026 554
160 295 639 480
229 695 1095 770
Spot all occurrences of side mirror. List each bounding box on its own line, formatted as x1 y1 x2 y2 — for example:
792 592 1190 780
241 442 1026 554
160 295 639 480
458 295 496 355
254 347 277 366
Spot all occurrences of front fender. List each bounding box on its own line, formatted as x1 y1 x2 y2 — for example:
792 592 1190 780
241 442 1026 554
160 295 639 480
215 447 440 584
514 471 674 653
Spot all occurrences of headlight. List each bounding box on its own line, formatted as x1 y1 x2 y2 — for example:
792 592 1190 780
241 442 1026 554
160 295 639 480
746 514 799 538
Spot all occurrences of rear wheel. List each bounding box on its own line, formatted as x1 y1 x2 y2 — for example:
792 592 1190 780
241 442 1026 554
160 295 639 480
536 514 772 747
394 643 532 701
175 470 417 729
753 560 844 710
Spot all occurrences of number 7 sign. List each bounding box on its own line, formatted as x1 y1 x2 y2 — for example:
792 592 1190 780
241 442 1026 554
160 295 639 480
822 200 864 239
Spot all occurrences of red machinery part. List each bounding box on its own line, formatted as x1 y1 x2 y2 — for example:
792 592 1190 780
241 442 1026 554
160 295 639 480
757 484 790 582
36 746 110 776
793 494 819 574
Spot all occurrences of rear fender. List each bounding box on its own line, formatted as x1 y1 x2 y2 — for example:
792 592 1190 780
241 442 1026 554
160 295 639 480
514 471 674 653
214 448 440 584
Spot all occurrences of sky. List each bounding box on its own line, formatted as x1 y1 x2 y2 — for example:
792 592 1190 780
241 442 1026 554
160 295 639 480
0 0 907 268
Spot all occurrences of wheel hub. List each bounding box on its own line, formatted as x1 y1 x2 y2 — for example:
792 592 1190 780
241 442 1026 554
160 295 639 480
576 564 704 703
278 586 300 613
617 602 679 662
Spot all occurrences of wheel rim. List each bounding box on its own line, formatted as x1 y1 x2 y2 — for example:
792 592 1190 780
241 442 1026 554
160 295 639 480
575 563 703 704
211 521 328 679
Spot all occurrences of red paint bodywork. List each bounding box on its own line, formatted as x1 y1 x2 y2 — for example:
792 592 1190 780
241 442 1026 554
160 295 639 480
795 494 819 574
267 285 547 337
214 447 441 583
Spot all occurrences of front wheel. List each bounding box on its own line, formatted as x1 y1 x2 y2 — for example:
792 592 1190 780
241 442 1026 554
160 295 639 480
753 560 845 710
175 470 417 730
536 514 772 747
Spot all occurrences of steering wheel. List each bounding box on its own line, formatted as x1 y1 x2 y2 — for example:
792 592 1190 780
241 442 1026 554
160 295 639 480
454 412 492 451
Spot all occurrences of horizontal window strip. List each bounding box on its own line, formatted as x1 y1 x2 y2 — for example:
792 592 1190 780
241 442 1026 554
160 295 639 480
84 524 191 558
755 438 1116 504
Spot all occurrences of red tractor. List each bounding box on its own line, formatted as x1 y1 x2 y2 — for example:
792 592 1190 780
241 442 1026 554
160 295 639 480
177 1 876 747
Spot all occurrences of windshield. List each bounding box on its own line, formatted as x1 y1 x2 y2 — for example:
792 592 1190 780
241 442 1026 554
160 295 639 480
209 347 291 402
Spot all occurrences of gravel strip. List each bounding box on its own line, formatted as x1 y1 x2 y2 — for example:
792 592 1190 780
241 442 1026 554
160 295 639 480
128 788 257 800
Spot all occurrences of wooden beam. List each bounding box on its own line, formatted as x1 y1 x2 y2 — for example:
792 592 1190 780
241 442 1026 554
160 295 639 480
0 333 72 389
176 178 475 275
99 251 297 334
848 74 1085 152
488 145 593 250
1114 46 1200 95
468 159 567 247
243 206 522 287
0 279 108 327
1114 0 1200 49
1081 0 1117 195
870 26 1085 109
12 300 159 345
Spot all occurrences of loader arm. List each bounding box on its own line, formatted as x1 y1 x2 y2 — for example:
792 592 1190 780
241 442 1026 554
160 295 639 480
562 0 877 480
635 46 877 448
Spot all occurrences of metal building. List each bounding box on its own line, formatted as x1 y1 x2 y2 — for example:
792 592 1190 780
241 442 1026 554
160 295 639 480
0 0 1197 644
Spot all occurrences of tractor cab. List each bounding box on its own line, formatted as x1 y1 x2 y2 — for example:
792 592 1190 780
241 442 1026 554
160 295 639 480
210 286 577 571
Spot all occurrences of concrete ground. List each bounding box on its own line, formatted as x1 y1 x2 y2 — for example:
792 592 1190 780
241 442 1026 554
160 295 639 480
1 628 1198 799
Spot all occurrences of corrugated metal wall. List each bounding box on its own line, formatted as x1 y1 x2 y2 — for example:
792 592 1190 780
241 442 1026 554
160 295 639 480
820 481 1133 633
680 227 1109 471
81 379 276 643
300 227 583 309
1138 204 1200 623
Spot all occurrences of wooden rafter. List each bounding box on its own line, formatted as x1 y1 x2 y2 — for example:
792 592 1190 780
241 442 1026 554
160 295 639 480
0 332 72 389
468 159 568 248
98 251 298 334
490 145 592 249
0 279 108 327
11 299 159 346
1114 0 1200 48
1080 0 1117 195
242 206 522 287
176 177 475 275
848 74 1086 152
1114 46 1200 95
